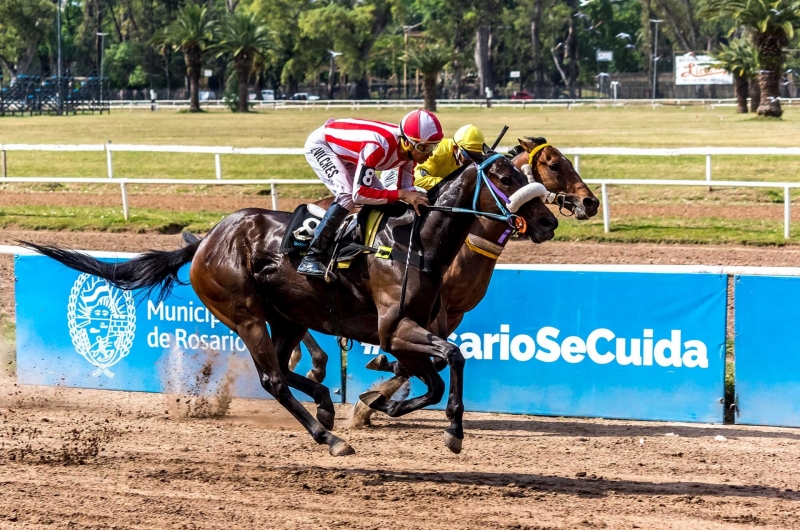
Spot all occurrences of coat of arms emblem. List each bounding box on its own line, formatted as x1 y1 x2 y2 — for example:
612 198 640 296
67 274 136 377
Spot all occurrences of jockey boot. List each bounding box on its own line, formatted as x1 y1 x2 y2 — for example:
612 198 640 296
297 202 349 278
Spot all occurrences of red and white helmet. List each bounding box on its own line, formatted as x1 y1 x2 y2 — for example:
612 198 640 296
400 109 444 143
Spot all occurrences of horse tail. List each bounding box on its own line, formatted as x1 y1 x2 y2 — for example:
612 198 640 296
18 240 200 302
181 231 202 246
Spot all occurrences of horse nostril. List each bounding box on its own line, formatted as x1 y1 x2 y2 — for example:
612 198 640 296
583 197 600 210
537 216 558 231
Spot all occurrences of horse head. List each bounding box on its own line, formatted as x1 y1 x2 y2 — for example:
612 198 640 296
446 151 558 244
513 136 599 220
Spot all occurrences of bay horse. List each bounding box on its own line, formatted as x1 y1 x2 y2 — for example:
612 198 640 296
355 138 600 422
287 138 598 423
22 154 557 456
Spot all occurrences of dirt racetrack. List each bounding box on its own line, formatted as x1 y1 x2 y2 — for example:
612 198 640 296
2 231 800 528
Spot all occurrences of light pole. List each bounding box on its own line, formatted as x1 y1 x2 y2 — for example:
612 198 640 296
328 50 342 100
57 0 62 79
650 19 663 100
402 23 422 99
97 32 108 105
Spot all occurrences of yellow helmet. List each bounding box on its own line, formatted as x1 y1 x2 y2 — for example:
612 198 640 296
453 124 485 154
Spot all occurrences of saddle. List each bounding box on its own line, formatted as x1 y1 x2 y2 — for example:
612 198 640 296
280 203 410 270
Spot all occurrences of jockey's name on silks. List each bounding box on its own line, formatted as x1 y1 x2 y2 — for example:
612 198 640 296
309 146 340 179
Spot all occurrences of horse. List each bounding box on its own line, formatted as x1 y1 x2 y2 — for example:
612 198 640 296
286 138 598 424
22 153 558 456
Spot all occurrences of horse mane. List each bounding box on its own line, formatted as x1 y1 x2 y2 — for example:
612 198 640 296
425 162 472 203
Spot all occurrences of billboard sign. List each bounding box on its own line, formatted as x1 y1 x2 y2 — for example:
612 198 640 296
735 275 800 427
15 255 343 402
596 50 614 62
347 268 727 423
675 54 733 85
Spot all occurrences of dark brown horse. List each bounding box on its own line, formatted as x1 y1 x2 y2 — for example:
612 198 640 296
287 138 598 424
347 138 597 424
23 154 557 456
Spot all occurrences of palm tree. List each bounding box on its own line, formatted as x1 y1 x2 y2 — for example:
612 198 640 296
403 43 456 111
157 5 216 113
702 0 800 117
215 12 272 113
713 38 758 113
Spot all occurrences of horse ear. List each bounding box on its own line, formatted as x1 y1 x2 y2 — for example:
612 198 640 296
518 137 536 152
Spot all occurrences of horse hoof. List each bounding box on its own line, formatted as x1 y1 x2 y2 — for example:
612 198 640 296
349 401 373 428
329 439 355 457
444 431 463 454
359 390 386 410
317 408 335 430
365 354 389 372
306 370 319 383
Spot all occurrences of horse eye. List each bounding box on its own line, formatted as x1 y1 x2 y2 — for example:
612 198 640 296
500 176 513 186
548 163 560 171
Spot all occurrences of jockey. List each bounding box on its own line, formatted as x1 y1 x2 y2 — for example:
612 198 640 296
298 109 444 278
381 124 486 191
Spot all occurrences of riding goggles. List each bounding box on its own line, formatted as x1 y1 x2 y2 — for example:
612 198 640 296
405 137 440 154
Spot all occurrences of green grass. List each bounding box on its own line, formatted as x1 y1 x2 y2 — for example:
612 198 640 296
0 205 227 233
0 204 796 246
554 215 796 245
2 107 800 242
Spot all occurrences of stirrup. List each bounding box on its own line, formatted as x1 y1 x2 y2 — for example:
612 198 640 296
323 242 340 283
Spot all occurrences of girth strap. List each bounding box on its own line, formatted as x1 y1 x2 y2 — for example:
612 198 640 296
389 248 438 274
465 233 504 260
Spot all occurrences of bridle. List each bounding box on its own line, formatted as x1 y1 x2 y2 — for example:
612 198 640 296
425 152 550 234
399 153 549 311
527 143 576 217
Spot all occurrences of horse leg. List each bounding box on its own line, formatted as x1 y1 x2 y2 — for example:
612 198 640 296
350 375 408 428
288 345 302 372
240 318 352 456
301 333 328 383
194 284 352 456
360 353 444 417
380 317 466 453
270 318 337 431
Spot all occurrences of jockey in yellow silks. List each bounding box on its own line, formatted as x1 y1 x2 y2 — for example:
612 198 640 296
380 124 487 192
413 124 487 190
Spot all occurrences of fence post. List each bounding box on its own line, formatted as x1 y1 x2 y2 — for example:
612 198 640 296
601 182 610 233
120 181 129 221
1 150 6 178
271 182 277 210
106 141 114 179
574 154 580 174
785 186 791 239
706 154 712 191
215 153 222 180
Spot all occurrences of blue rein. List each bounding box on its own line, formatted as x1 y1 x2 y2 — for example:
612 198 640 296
436 152 516 224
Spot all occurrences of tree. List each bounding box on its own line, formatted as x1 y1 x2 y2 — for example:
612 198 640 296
215 11 271 112
403 42 455 111
300 0 400 99
713 37 757 112
157 5 216 112
0 0 55 80
702 0 800 117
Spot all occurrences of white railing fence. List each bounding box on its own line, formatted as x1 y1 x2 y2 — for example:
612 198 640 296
2 143 800 237
105 98 799 111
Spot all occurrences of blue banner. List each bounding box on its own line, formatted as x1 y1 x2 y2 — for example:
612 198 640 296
15 255 343 403
348 269 727 423
735 275 800 427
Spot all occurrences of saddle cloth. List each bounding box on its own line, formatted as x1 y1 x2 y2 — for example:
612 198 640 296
279 203 389 268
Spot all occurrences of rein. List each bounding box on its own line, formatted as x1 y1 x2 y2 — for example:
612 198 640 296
425 153 543 233
398 153 547 309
